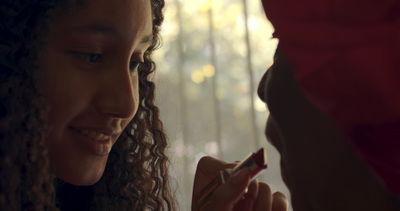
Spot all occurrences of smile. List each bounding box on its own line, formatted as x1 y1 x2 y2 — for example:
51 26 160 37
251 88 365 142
74 129 112 142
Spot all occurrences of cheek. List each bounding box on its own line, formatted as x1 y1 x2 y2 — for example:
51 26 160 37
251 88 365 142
40 66 88 120
38 55 95 148
39 46 89 104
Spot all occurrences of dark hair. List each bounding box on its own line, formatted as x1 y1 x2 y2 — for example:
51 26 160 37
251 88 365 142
0 0 176 210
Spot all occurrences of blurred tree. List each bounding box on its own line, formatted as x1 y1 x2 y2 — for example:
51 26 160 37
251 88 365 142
153 0 290 210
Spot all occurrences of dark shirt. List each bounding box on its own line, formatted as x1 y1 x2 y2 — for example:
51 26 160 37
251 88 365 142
55 181 95 211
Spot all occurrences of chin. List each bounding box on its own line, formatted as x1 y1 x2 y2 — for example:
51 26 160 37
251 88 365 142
60 173 103 186
54 164 106 186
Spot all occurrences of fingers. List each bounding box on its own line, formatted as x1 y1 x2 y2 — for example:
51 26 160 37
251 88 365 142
192 157 232 198
192 156 251 211
253 183 288 211
232 180 258 211
193 156 236 189
195 156 228 178
232 181 289 211
246 180 259 203
272 191 289 211
254 182 272 211
192 156 289 211
208 168 252 211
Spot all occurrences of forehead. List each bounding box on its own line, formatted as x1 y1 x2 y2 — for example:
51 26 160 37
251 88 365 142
51 0 152 41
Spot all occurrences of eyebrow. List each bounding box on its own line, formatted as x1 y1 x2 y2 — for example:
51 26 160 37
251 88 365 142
69 23 120 36
140 34 153 45
68 23 153 44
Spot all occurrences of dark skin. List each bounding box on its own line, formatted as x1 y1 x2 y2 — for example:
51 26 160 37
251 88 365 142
257 49 398 211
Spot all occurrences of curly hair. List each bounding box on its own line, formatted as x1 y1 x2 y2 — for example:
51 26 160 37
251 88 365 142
0 0 176 210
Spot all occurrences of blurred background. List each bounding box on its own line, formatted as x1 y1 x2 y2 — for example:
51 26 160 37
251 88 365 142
152 0 291 210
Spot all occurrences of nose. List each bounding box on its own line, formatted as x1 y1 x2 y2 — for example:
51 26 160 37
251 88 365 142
95 65 138 119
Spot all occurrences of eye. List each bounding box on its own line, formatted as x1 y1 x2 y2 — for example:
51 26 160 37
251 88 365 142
76 53 103 64
129 60 141 73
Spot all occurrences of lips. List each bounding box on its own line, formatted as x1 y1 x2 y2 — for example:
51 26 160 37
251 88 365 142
76 129 110 141
70 127 118 142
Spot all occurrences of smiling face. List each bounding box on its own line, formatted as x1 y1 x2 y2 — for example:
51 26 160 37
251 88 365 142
38 0 153 186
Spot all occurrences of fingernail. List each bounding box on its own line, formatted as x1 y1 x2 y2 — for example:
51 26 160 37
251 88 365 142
231 168 249 186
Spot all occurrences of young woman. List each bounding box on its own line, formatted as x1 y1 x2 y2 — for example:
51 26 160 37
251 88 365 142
1 0 287 210
0 0 175 210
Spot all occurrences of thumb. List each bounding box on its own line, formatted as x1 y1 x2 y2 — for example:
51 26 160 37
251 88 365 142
208 168 251 211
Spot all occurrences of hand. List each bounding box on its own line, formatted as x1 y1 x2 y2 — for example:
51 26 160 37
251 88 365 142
192 156 288 211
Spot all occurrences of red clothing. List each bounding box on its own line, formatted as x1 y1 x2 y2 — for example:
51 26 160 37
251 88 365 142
261 0 400 194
